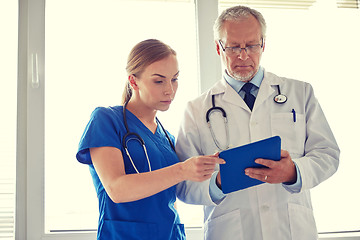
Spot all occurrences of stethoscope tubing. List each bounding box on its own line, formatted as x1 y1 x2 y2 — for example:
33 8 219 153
122 100 175 173
206 95 230 151
207 84 287 151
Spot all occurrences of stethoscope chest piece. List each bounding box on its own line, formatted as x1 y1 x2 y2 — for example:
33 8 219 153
274 85 287 104
274 94 287 104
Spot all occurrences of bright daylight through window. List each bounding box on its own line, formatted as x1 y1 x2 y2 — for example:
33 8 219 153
37 0 360 238
220 0 360 235
45 0 200 232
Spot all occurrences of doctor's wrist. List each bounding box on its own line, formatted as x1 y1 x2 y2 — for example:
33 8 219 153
216 172 222 189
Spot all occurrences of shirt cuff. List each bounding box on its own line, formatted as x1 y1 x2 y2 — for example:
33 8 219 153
209 171 226 203
282 162 302 193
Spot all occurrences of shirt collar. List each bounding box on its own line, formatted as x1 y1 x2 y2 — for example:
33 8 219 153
224 67 264 92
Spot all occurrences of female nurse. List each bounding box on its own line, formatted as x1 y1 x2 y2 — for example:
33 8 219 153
76 39 224 240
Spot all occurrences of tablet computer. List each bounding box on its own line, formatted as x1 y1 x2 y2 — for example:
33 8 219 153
219 136 281 194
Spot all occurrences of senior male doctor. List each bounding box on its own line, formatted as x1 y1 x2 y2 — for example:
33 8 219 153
176 5 340 240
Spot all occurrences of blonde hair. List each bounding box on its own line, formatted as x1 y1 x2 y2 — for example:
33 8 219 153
122 39 177 104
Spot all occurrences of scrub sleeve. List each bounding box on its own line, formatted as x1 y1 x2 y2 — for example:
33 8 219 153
76 106 186 240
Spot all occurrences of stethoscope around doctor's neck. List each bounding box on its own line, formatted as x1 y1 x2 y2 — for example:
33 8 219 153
206 84 287 151
122 100 175 173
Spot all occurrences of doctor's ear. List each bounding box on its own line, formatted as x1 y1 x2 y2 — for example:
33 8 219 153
215 41 221 56
128 74 139 90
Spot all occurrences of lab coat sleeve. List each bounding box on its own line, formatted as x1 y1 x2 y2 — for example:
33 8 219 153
293 83 340 191
176 100 217 206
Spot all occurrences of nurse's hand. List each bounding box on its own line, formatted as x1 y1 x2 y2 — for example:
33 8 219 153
244 150 297 184
180 153 225 182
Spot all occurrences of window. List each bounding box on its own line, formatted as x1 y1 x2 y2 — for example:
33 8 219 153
0 1 17 240
337 0 359 8
44 0 199 233
220 0 360 238
17 0 360 239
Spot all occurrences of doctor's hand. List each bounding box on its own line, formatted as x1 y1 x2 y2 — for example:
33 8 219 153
180 153 225 182
244 150 297 184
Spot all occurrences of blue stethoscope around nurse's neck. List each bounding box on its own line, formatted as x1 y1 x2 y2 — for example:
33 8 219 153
122 100 175 173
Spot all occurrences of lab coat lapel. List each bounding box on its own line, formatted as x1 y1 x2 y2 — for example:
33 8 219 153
254 71 282 110
210 74 283 111
219 79 249 110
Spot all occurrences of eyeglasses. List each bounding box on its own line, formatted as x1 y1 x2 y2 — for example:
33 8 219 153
218 39 263 56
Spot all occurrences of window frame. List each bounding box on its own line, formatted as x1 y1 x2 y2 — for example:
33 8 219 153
17 0 46 239
16 0 218 239
15 0 360 239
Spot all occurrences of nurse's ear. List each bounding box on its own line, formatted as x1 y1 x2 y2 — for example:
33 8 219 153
128 74 139 90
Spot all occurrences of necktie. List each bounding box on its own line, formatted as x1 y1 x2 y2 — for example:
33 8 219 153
241 82 255 110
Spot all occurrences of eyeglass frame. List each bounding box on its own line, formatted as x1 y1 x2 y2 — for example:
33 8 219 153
218 38 264 56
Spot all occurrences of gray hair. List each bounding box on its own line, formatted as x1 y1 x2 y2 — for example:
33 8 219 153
213 5 267 41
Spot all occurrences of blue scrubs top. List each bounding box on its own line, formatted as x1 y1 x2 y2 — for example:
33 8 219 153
76 106 186 240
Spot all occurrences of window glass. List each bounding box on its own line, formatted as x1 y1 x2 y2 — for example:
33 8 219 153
220 1 360 234
0 1 17 239
45 0 199 231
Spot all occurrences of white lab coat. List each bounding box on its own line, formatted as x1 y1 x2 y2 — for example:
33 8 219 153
176 70 340 240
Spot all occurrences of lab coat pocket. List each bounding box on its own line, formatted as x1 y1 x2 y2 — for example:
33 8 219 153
271 113 306 155
205 209 243 240
288 203 318 240
101 219 158 240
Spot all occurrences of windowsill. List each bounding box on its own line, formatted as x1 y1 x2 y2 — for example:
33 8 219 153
319 231 360 240
43 228 360 240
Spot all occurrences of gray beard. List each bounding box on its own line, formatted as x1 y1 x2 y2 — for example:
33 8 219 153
231 71 254 82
